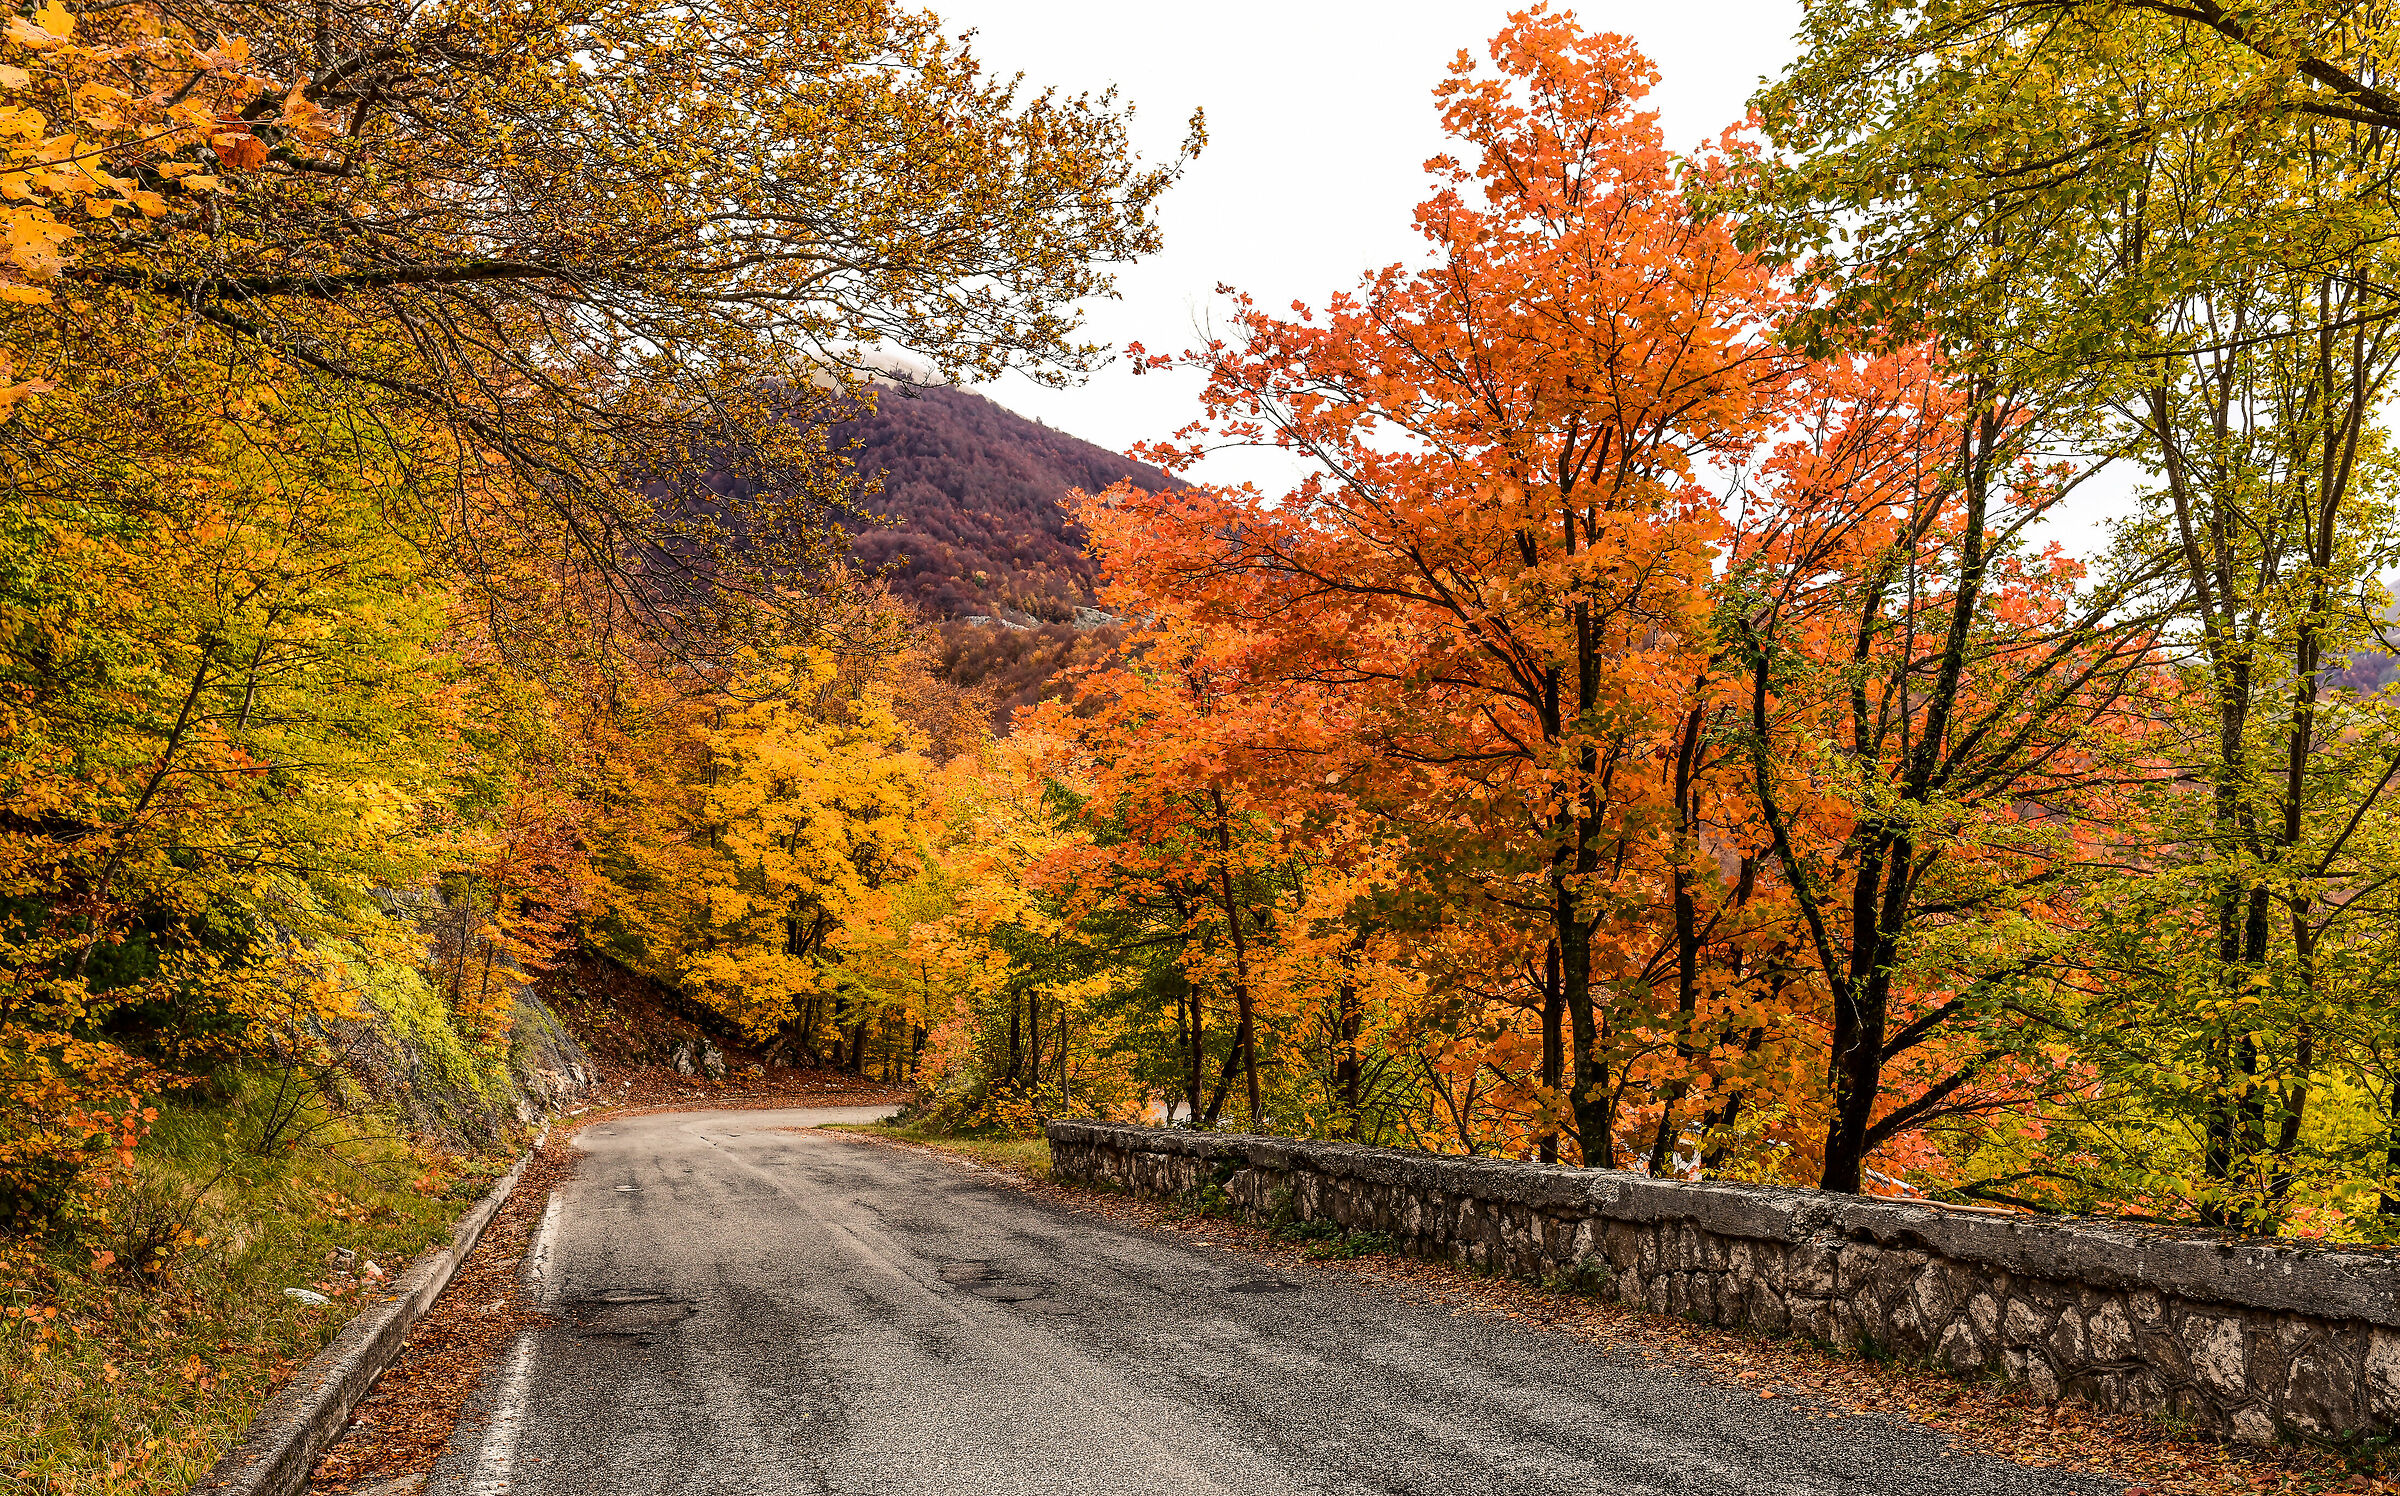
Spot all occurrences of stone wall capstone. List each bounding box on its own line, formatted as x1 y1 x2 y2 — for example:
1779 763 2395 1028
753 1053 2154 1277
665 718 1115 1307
1045 1120 2400 1445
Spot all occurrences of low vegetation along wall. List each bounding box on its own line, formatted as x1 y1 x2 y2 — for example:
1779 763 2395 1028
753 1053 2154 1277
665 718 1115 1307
1046 1122 2400 1445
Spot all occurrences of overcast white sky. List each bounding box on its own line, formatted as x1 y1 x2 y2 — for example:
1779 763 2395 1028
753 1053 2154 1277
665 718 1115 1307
924 0 1805 492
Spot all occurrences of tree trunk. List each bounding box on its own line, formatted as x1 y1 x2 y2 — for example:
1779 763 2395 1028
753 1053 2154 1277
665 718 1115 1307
1026 991 1043 1091
1209 787 1262 1132
1335 925 1366 1136
2383 1079 2400 1218
77 638 218 981
1558 865 1609 1167
1197 1022 1242 1128
1649 708 1709 1177
1186 980 1204 1128
783 997 823 1067
1820 842 1908 1193
1539 940 1563 1166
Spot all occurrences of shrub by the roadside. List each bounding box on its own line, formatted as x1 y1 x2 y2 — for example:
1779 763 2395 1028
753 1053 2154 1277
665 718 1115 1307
0 1068 503 1495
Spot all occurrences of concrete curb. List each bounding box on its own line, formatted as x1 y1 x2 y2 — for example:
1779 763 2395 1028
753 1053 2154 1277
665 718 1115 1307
187 1146 537 1496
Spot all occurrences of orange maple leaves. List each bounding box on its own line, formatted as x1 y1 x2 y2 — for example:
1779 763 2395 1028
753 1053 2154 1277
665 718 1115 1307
1059 14 2135 1189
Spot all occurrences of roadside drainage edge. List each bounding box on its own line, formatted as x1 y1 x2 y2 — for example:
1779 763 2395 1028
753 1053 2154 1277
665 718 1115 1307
186 1140 539 1496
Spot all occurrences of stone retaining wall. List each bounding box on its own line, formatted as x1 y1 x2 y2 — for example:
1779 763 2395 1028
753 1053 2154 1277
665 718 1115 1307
1047 1121 2400 1444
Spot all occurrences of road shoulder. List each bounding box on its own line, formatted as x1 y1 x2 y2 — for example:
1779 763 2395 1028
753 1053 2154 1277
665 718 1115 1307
835 1129 2366 1496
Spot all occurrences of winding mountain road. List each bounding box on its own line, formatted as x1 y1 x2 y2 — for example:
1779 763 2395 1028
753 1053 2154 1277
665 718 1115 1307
424 1108 2123 1496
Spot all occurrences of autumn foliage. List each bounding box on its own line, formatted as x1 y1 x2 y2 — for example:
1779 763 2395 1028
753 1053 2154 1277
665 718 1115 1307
909 8 2400 1245
20 12 2400 1482
0 0 1183 1411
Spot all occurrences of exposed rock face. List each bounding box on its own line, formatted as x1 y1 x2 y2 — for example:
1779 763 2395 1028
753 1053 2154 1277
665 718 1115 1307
508 994 596 1124
669 1038 728 1083
1048 1122 2400 1445
347 889 597 1142
341 974 595 1145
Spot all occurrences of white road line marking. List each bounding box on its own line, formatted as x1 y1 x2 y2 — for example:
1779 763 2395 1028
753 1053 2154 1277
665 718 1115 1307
462 1333 536 1495
525 1192 563 1307
458 1187 562 1494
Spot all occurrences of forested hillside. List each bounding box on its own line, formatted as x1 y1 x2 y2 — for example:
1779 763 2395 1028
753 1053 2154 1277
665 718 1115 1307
834 385 1163 720
839 385 1170 624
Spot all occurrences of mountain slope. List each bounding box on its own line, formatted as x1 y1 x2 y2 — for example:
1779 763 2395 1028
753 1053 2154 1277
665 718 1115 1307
837 385 1167 722
838 384 1170 625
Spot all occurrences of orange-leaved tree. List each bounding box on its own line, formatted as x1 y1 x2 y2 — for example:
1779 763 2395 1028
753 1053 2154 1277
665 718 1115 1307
1725 346 2163 1192
1034 610 1299 1134
1033 607 1428 1142
1082 14 1789 1165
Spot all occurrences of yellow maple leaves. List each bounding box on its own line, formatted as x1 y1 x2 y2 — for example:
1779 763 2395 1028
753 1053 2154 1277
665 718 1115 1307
8 3 72 49
664 648 930 1040
0 2 319 313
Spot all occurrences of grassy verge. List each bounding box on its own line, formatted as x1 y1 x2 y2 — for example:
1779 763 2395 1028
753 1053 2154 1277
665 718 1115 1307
837 1119 1051 1180
0 1069 511 1496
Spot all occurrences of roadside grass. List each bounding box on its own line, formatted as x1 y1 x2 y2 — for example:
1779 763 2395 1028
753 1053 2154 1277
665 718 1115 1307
0 1069 505 1496
835 1119 1051 1180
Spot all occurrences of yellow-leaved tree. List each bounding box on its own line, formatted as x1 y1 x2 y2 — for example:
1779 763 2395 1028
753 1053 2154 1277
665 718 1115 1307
664 648 927 1060
899 729 1147 1131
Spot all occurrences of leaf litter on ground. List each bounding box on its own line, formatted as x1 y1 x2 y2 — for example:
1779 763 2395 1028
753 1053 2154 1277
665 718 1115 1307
305 1069 906 1492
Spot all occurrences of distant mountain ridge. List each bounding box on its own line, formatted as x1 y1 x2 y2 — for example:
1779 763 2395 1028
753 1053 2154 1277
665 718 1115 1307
836 384 1165 721
837 384 1169 624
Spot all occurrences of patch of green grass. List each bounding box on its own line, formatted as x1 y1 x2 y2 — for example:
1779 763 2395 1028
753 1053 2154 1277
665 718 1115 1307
1270 1218 1395 1260
1197 1159 1242 1219
839 1120 1052 1180
1545 1258 1615 1298
0 1068 507 1495
2292 1425 2392 1477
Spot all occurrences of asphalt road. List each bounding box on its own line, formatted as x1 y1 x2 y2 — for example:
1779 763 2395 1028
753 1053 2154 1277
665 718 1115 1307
424 1108 2125 1496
